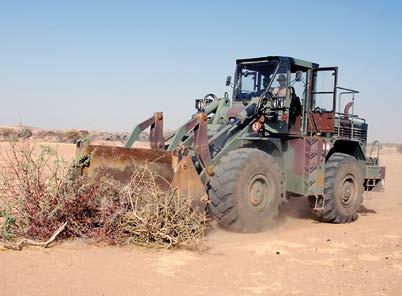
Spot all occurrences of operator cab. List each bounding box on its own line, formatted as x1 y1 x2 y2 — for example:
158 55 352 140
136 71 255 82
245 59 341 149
233 56 315 102
232 56 317 133
231 56 357 138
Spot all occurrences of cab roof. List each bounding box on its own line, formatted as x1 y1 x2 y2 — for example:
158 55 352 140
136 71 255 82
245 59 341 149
236 56 319 70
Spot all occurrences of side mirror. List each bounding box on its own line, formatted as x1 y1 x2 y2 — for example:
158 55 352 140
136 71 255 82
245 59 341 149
195 99 202 111
295 70 303 81
225 75 232 86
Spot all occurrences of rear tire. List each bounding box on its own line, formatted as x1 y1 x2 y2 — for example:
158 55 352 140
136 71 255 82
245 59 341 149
313 153 364 223
208 148 284 232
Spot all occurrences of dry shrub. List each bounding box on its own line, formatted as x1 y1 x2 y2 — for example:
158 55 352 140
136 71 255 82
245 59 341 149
0 127 32 140
56 130 89 143
0 128 17 139
114 166 207 249
0 139 207 250
17 128 32 139
35 130 57 139
0 140 79 241
397 144 402 154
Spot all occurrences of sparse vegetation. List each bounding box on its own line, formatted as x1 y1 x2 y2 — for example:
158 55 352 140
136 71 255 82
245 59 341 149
397 144 402 154
35 130 57 138
0 139 207 250
0 128 17 139
0 127 32 140
34 129 90 143
17 128 32 139
56 130 89 143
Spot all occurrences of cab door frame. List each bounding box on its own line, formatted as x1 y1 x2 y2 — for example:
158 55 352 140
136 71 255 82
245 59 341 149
307 67 338 134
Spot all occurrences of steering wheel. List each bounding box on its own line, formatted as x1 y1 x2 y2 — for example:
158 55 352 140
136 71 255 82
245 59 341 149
256 90 273 113
203 93 218 101
196 93 218 112
313 107 324 114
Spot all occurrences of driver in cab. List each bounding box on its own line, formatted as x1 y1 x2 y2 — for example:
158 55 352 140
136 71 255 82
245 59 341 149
272 74 287 97
255 74 287 99
254 75 270 97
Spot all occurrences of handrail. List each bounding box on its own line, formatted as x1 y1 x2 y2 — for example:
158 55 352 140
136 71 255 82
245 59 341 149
337 86 360 138
337 87 359 93
335 113 366 124
368 140 381 163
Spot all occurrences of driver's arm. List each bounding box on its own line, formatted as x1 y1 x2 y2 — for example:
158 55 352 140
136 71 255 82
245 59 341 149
271 87 288 98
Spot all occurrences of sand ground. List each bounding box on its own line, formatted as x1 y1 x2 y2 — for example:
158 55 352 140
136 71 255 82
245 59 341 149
0 143 401 296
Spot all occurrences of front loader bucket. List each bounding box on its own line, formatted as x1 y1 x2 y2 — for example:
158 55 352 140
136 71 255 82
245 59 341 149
77 144 208 209
78 144 175 189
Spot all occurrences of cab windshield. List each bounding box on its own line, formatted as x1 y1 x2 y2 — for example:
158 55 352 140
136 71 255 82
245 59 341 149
233 61 287 101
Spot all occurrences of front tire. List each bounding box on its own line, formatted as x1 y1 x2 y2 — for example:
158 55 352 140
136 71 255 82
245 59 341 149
208 148 284 232
313 153 364 223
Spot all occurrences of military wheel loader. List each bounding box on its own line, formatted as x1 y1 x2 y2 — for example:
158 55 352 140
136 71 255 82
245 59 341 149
78 56 385 232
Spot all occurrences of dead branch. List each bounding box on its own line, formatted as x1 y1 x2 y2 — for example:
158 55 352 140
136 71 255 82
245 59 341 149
2 221 67 251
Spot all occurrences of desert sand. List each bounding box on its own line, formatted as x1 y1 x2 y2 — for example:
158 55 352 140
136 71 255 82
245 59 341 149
0 143 401 296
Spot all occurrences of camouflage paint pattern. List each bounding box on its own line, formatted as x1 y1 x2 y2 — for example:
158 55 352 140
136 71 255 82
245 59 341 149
79 56 385 204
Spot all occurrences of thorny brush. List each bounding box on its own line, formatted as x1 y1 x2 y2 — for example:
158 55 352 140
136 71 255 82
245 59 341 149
0 139 208 250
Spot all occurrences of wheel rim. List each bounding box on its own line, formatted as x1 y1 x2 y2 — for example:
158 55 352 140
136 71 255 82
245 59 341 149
339 174 357 208
245 173 273 213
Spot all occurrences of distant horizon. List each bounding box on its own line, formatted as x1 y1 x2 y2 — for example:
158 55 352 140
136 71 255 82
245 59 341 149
1 123 401 145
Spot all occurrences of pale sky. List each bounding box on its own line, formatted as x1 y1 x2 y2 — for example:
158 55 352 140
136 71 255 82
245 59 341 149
1 1 402 142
